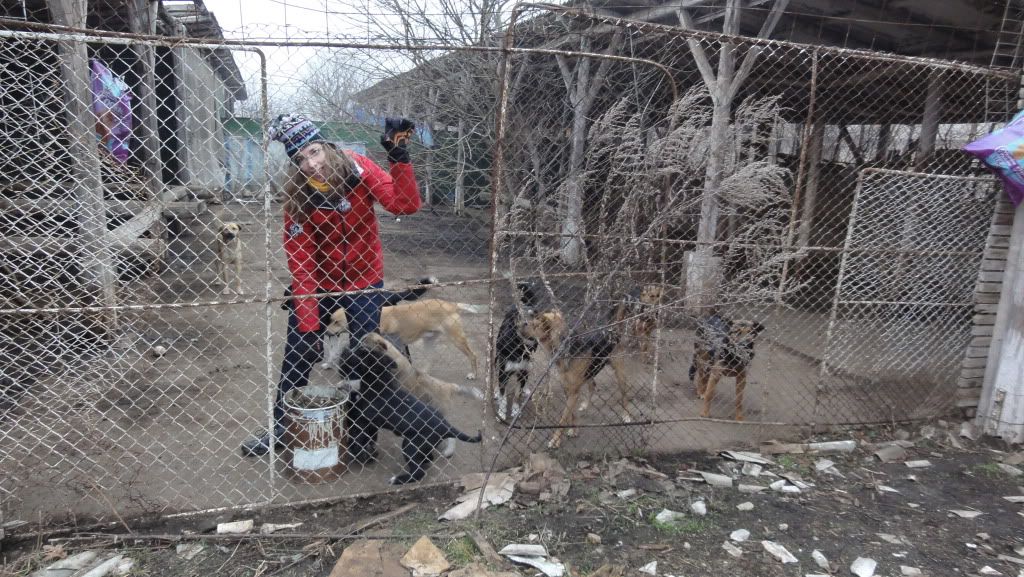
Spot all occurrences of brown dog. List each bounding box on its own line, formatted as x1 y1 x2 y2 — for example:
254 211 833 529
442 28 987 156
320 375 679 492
217 221 243 294
609 284 664 357
689 313 764 421
326 299 486 380
523 310 635 449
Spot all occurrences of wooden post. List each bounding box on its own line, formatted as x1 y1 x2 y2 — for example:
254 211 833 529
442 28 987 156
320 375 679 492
127 0 164 194
424 87 438 207
978 200 1024 443
916 70 943 169
796 116 825 248
47 0 118 318
454 117 466 215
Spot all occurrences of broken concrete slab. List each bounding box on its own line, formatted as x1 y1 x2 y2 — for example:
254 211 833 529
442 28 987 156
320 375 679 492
328 540 408 577
851 556 877 577
216 519 253 534
874 445 908 463
722 541 743 558
761 541 798 563
400 537 450 577
720 451 775 465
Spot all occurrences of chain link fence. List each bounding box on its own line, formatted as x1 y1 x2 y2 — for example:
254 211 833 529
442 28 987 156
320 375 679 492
0 5 1019 527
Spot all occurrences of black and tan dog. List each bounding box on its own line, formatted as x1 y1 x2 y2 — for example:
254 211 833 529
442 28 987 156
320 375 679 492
688 313 765 421
609 284 664 357
336 338 481 485
523 310 635 449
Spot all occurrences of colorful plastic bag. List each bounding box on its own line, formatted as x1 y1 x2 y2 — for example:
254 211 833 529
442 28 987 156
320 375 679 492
90 59 132 164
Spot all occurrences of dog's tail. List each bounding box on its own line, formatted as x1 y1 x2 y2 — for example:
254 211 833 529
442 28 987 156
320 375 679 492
381 276 437 307
455 303 488 314
449 428 482 444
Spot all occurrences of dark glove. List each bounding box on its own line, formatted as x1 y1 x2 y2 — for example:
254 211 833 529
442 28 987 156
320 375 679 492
380 117 415 164
281 287 292 311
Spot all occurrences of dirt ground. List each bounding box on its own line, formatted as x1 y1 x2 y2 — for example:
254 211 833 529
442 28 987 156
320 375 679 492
1 198 971 523
3 422 1023 577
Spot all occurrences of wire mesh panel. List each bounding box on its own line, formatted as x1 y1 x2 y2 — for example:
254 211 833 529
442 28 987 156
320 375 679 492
0 0 1021 529
817 170 999 422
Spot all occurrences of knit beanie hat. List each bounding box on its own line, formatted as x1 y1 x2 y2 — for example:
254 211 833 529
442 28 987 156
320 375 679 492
268 113 324 158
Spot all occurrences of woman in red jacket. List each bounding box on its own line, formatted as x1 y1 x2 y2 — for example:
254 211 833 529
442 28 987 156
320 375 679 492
241 114 421 457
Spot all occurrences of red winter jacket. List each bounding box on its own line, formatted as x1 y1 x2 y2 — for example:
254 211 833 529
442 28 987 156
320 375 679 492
284 151 420 332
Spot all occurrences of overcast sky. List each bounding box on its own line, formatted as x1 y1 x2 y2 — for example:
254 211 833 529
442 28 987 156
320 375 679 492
200 0 408 115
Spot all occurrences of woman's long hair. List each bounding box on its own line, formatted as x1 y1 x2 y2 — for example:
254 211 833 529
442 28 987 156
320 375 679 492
282 143 359 223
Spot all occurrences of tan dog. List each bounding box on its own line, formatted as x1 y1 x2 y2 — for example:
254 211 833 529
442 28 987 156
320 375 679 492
326 299 486 380
610 284 664 357
216 221 243 294
523 310 635 449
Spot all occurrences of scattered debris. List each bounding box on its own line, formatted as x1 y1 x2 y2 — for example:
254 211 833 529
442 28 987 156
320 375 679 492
874 446 908 463
761 541 798 564
440 472 516 521
999 464 1023 477
721 451 775 465
151 345 167 358
586 533 602 545
587 565 625 577
730 529 750 542
638 560 657 575
260 522 303 534
500 544 565 577
722 541 743 558
876 484 901 494
1003 496 1024 503
741 463 763 477
900 566 922 576
760 442 806 455
30 552 100 577
1004 452 1024 466
738 484 767 493
960 422 979 441
877 533 907 545
447 564 523 577
851 556 877 577
616 489 639 500
698 471 734 488
216 519 253 534
998 554 1024 566
328 540 407 577
737 502 754 511
812 549 830 571
905 460 932 469
176 543 206 561
919 425 937 439
690 501 707 516
979 566 1004 576
949 509 984 519
808 440 857 454
400 536 450 577
778 524 788 531
815 458 835 471
654 509 686 524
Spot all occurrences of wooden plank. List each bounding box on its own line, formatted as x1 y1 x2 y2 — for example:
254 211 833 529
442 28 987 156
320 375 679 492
973 314 998 325
985 248 1009 260
989 236 1011 249
978 271 1005 283
974 292 1002 304
958 375 983 388
960 356 989 369
976 283 1005 294
974 303 1001 314
972 325 995 337
960 367 986 378
970 336 993 348
993 211 1015 226
106 204 162 248
981 259 1007 272
964 345 992 358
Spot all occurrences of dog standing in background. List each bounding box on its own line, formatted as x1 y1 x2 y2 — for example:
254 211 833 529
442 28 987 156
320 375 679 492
217 221 243 294
609 284 664 358
689 313 765 421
